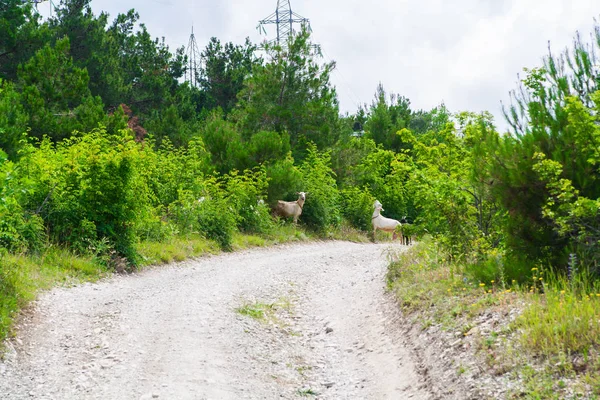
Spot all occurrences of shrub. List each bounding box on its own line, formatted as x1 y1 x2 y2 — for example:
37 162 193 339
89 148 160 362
265 155 303 208
0 155 46 253
140 137 212 209
170 188 237 251
300 143 341 232
464 249 504 284
195 197 236 251
340 186 375 232
222 168 273 234
19 130 152 266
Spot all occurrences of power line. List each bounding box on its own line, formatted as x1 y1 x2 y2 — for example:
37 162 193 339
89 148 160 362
319 45 363 112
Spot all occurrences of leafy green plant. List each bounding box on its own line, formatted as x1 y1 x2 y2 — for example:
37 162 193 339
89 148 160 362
222 167 273 234
19 129 152 267
195 197 236 251
340 186 375 232
299 143 341 232
265 155 303 208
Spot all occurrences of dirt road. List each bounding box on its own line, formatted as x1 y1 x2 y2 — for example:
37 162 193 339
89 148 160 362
0 241 432 399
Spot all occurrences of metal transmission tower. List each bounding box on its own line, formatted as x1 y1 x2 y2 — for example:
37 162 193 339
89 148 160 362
185 26 202 87
25 0 56 17
258 0 317 50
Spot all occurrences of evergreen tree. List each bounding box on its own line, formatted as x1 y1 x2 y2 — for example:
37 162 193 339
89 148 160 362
235 29 340 158
200 37 260 115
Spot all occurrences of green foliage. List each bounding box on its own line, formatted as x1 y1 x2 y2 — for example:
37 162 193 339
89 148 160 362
0 0 49 82
169 186 237 251
265 155 303 207
331 135 378 186
532 94 600 271
0 258 19 340
20 130 151 266
463 248 504 284
201 111 249 174
248 130 291 165
364 84 412 152
0 0 28 58
200 37 261 115
496 23 600 273
140 136 212 210
222 168 273 234
343 137 413 222
0 155 45 253
517 279 600 357
340 186 375 232
136 234 219 266
144 104 197 147
300 143 341 232
409 115 504 267
0 79 28 158
235 28 340 157
194 195 237 251
364 84 450 150
17 37 106 141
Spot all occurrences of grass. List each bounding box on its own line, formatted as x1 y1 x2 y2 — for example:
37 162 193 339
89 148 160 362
386 237 600 399
236 301 277 320
1 247 106 343
232 232 267 250
261 223 314 244
136 234 220 266
518 287 600 356
329 221 372 243
297 387 318 397
236 295 295 327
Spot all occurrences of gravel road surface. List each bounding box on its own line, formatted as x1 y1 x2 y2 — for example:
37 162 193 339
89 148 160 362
0 241 431 400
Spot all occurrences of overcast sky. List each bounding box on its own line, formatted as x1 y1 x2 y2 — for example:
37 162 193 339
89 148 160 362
43 0 600 131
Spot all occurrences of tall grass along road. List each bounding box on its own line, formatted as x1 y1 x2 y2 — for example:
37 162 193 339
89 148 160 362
0 241 431 399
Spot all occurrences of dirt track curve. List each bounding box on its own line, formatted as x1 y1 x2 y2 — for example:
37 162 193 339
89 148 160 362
0 241 433 400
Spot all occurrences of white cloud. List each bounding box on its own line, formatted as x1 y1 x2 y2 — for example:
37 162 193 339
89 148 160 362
74 0 600 130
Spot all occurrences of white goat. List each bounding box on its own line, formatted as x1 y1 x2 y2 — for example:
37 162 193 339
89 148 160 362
372 200 401 241
274 192 307 224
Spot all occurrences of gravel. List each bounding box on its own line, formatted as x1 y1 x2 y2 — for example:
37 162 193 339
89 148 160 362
0 241 433 400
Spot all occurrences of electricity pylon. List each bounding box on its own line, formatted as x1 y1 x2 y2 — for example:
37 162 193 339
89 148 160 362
257 0 317 51
185 26 202 87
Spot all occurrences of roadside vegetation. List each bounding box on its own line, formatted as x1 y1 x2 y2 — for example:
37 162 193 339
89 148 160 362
2 3 600 397
386 23 600 398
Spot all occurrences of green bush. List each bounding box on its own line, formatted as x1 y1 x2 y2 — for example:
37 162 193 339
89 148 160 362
170 188 237 251
136 211 176 243
223 168 273 234
201 112 249 174
265 155 303 208
464 252 504 284
19 130 152 266
195 197 236 251
300 143 341 232
340 186 375 231
140 137 212 209
0 155 46 253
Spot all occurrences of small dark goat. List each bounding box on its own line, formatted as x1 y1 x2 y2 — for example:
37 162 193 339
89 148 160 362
400 216 412 246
